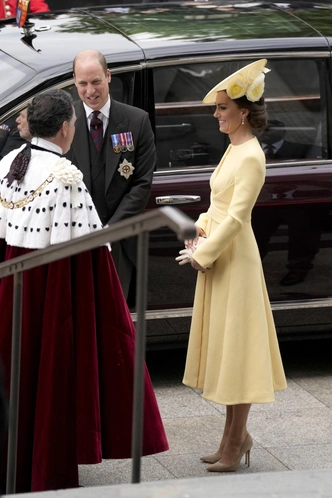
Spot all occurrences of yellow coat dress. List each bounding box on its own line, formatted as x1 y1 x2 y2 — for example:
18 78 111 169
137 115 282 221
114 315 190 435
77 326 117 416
183 137 287 405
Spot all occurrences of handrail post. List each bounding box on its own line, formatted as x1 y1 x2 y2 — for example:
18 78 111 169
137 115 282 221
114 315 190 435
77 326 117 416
131 230 149 484
6 271 23 495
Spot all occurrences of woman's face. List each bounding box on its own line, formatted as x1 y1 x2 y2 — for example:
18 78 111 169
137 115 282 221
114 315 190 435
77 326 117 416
213 91 244 136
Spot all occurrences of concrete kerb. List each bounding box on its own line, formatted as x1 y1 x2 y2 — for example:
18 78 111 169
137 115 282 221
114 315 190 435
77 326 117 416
10 469 332 498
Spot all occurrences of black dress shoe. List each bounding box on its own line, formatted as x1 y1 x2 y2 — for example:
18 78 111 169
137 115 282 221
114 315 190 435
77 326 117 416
280 271 307 286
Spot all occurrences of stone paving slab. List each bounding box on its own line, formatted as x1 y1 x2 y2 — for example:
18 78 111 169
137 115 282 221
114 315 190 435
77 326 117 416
11 469 332 498
8 344 332 496
83 346 332 486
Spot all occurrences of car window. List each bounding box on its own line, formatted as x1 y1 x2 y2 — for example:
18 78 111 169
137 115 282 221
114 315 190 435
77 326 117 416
0 72 129 159
0 72 129 128
0 52 36 103
153 58 326 170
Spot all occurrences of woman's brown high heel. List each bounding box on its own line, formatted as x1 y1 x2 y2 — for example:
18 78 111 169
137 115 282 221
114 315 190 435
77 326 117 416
200 451 223 464
200 436 227 463
207 433 253 472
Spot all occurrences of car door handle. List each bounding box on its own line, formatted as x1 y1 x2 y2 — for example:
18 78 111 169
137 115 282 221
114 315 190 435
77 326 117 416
155 195 201 205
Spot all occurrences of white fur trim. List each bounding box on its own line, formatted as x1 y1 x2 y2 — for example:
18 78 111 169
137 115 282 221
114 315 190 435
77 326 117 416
0 149 104 249
52 157 83 185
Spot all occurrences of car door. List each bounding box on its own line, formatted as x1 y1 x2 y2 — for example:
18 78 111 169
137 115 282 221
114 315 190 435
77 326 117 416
146 55 332 344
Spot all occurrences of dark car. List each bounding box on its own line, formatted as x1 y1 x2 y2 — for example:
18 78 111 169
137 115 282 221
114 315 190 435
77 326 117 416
1 0 332 347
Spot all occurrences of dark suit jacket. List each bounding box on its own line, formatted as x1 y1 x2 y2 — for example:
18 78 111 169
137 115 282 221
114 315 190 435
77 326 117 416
66 99 156 266
0 129 27 159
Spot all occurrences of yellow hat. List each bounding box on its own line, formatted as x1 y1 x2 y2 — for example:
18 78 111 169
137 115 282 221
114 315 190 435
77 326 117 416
202 59 270 104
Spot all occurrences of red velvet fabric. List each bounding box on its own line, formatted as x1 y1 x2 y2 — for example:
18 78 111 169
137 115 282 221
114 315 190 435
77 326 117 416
0 241 168 492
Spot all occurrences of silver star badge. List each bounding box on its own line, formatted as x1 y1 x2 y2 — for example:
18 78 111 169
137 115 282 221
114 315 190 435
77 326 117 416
118 159 135 180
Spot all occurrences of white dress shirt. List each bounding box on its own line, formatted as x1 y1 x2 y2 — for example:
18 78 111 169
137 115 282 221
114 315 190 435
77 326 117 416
83 97 111 137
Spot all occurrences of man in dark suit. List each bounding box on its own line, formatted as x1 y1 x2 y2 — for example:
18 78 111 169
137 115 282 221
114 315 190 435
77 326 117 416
254 119 322 286
0 109 32 159
259 119 323 160
66 50 156 303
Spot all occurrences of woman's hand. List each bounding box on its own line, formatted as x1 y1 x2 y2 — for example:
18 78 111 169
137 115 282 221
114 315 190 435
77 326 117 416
185 227 206 249
191 258 207 272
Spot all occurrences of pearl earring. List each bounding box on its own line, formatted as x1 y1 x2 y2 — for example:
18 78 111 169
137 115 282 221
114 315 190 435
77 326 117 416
241 117 245 125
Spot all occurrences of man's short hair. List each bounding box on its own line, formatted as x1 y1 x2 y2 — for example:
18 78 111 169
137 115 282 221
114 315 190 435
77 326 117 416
73 50 108 75
28 90 74 138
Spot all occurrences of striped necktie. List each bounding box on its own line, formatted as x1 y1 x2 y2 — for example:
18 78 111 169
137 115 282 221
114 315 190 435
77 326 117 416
90 111 103 151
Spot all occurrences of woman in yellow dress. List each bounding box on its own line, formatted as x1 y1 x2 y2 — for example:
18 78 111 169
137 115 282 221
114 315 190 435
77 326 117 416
182 60 287 472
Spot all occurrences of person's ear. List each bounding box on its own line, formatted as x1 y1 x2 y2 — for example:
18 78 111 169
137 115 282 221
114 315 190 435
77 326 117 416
107 69 111 84
61 121 69 137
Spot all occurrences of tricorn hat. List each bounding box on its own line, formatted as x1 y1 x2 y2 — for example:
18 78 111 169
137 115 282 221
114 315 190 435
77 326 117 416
203 59 270 104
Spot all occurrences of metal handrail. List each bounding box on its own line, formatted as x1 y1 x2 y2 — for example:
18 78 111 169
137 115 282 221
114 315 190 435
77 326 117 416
0 206 195 278
0 206 197 494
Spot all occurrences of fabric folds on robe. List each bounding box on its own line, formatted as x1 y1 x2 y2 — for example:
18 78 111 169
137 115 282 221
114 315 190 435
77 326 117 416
0 242 168 493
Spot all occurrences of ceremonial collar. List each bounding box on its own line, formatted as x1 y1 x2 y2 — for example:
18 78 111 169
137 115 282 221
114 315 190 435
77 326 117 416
31 137 63 156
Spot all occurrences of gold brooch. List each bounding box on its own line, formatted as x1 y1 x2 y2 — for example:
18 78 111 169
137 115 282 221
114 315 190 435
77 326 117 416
118 159 135 180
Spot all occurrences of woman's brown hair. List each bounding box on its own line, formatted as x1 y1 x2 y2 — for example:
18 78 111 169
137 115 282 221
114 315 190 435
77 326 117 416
234 96 268 132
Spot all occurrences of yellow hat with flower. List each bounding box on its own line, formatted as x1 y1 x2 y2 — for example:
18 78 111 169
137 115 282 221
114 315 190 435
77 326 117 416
202 59 270 104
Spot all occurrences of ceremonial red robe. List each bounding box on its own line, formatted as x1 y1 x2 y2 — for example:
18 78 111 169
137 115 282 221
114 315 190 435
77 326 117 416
0 242 168 492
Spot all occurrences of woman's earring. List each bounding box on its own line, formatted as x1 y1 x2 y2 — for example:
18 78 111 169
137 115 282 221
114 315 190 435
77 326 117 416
241 117 245 125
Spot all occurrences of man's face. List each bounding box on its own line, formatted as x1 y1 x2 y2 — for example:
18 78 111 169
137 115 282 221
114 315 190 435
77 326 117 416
16 109 32 141
74 59 111 110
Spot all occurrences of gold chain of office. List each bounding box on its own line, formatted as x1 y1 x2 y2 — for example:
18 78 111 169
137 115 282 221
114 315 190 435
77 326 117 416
0 175 55 209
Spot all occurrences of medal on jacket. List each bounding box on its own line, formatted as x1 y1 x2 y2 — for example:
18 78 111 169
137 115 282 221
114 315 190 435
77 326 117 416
126 132 135 152
118 159 135 180
16 0 30 27
111 134 121 153
119 133 127 153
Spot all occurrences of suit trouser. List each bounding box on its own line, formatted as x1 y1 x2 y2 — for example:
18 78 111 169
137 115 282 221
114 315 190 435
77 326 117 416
110 241 133 300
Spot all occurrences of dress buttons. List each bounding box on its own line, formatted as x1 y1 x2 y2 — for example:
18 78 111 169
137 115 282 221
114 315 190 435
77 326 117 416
6 12 12 17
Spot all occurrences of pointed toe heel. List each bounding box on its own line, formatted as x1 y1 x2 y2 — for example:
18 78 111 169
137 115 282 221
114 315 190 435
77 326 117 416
207 433 253 473
200 452 222 464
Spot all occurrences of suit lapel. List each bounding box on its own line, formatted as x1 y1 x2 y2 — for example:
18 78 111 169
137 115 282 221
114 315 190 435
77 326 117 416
104 100 129 193
73 102 92 191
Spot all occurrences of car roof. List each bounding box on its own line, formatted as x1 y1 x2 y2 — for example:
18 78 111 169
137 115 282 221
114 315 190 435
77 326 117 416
1 1 332 110
105 1 332 59
2 1 331 64
0 9 144 71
